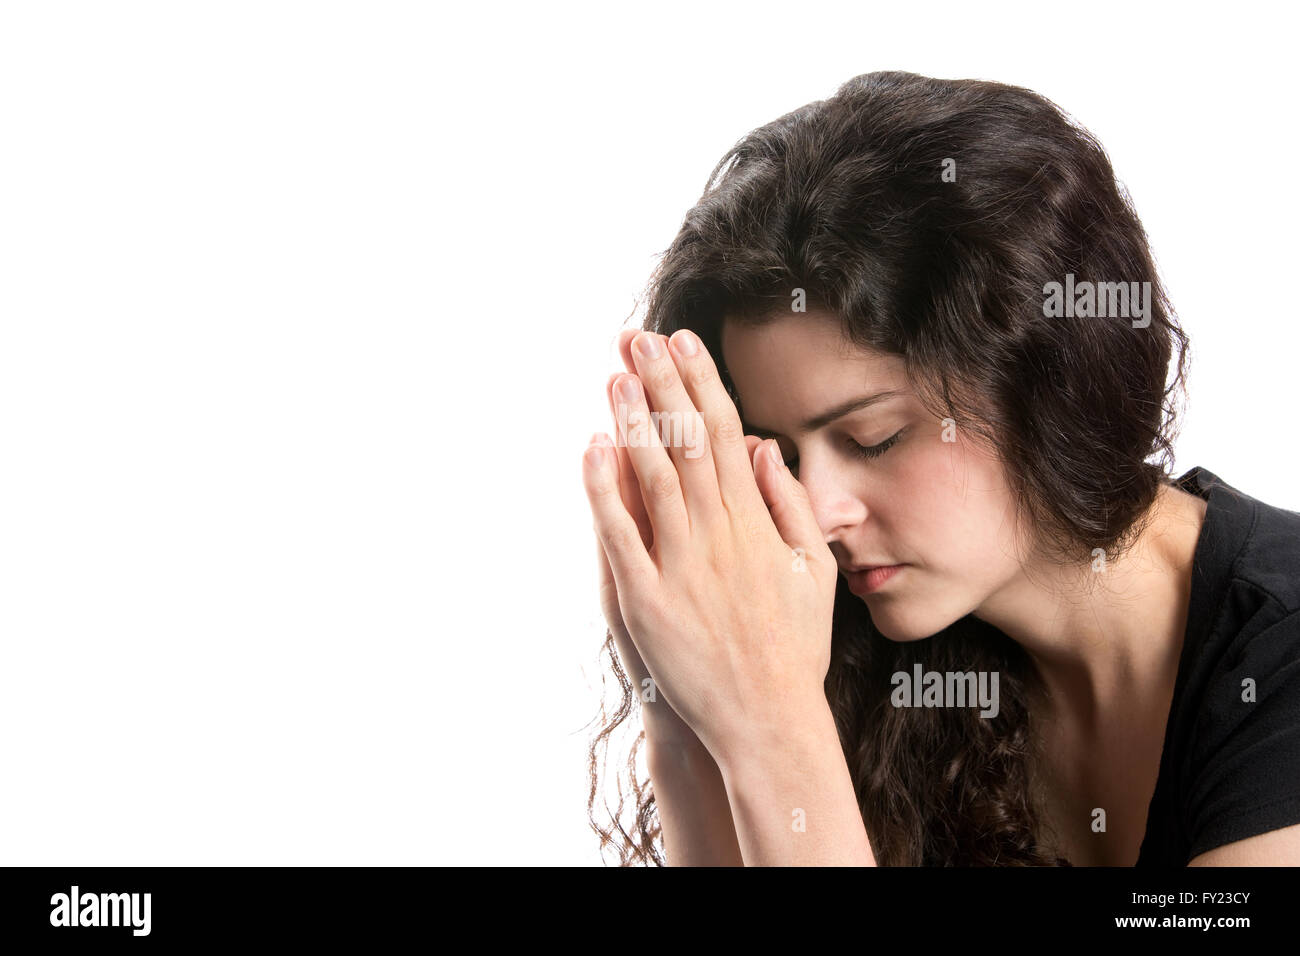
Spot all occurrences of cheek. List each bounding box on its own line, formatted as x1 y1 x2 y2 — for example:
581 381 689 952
896 434 1022 572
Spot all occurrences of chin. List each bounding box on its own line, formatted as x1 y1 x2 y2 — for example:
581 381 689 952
861 600 958 642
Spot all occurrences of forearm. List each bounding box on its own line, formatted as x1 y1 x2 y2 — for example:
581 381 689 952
644 724 745 866
715 699 877 866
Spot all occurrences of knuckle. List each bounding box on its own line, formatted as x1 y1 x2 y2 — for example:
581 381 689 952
588 475 621 502
811 544 838 578
646 467 681 502
707 545 738 576
742 515 769 544
606 523 641 557
711 414 745 446
649 363 679 395
685 362 716 391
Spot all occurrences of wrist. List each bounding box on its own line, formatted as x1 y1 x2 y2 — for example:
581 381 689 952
643 713 709 760
712 696 873 866
712 692 840 784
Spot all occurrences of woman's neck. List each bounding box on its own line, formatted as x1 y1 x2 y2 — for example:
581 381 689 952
971 482 1208 732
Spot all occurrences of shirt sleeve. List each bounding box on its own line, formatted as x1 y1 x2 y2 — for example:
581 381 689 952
1184 605 1300 861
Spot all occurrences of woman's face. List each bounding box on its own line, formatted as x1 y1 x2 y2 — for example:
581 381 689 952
720 310 1032 641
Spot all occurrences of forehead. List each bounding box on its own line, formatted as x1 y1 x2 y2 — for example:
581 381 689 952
720 312 907 425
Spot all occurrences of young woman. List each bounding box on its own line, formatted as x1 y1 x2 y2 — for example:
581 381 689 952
581 71 1300 866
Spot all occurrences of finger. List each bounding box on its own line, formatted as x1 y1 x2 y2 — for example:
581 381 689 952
595 530 649 676
626 330 724 526
616 331 670 544
595 523 685 719
665 328 769 518
752 437 834 572
607 372 653 549
583 432 658 596
593 518 661 706
616 327 642 371
612 372 691 550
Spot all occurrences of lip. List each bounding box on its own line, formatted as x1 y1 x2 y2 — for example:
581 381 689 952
845 564 907 594
843 561 900 572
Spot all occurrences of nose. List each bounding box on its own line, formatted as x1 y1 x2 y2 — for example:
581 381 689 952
796 455 868 545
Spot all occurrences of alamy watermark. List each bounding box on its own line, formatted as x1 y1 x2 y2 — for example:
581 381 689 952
613 403 705 458
50 885 151 936
891 664 1000 718
1043 273 1151 328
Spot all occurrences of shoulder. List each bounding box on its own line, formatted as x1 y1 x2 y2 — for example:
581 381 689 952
1188 471 1300 677
1174 470 1300 861
1181 579 1300 859
1228 484 1300 611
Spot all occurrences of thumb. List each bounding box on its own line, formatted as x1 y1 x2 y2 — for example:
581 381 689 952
752 438 829 561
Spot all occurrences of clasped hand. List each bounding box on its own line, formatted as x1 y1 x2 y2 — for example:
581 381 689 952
582 328 839 768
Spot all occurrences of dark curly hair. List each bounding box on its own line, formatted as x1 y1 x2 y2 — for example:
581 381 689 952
587 70 1189 865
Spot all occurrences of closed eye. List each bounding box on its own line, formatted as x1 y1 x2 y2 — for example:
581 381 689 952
849 428 904 460
783 428 904 474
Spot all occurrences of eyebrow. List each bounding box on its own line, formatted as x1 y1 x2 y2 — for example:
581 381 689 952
742 389 904 439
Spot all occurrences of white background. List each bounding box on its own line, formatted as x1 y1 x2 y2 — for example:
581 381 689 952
1 1 1295 865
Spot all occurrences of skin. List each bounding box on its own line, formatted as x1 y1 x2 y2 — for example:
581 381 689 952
594 339 744 865
586 325 870 865
586 311 1300 865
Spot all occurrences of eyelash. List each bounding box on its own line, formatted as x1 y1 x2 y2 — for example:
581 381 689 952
783 429 904 472
851 428 904 459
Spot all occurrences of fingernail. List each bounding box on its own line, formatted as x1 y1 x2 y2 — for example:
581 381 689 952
636 333 661 359
768 439 784 469
672 329 699 356
618 376 642 403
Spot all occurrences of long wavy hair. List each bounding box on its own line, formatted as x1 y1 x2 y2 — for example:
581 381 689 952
586 70 1189 865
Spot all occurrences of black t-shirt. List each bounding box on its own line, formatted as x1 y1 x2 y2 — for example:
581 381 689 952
1136 465 1300 865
